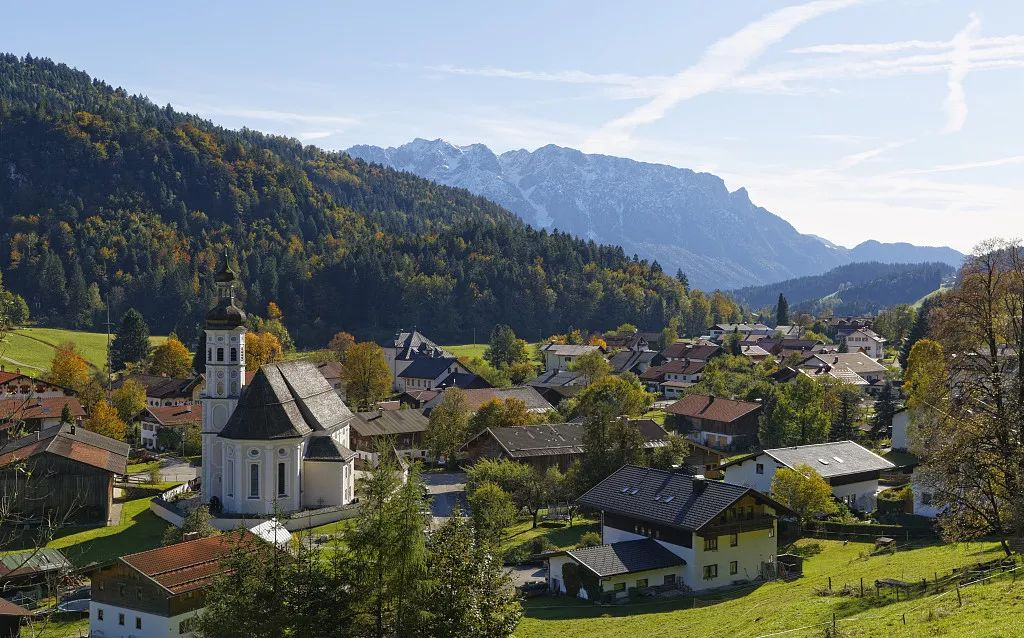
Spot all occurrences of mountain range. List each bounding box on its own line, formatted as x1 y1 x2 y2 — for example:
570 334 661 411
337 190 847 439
347 139 964 290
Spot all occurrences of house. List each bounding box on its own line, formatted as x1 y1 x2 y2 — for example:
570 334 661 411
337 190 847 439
89 532 262 638
395 356 472 393
709 324 772 341
350 408 432 465
757 339 824 358
0 370 73 400
769 367 801 385
422 386 554 416
0 396 86 439
381 330 454 391
547 465 788 599
890 408 910 452
602 333 650 351
0 423 128 524
461 419 669 472
800 353 888 384
799 365 869 387
116 374 202 407
525 369 586 406
667 395 763 452
660 343 722 363
200 256 356 516
397 388 441 409
739 345 772 363
722 440 896 512
0 548 73 603
773 325 806 339
640 359 706 398
608 348 660 376
137 405 202 451
683 440 729 477
843 328 886 360
540 343 604 371
315 361 345 397
0 597 30 637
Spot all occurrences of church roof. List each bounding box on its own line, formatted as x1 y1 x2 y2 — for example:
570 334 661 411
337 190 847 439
219 361 353 441
303 435 356 462
205 297 247 329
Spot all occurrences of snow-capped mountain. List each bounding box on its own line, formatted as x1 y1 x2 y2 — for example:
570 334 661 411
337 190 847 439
346 139 963 289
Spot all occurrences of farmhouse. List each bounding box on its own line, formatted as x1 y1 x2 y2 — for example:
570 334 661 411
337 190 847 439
350 408 432 464
0 370 73 400
381 330 454 391
461 419 669 472
89 532 261 638
0 396 86 438
667 394 763 452
842 328 886 360
722 440 895 512
0 422 128 524
116 374 202 407
548 465 788 599
422 386 554 416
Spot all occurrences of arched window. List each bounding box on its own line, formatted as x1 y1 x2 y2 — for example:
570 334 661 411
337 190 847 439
217 348 224 362
249 464 259 498
277 462 286 497
230 348 237 362
226 460 234 497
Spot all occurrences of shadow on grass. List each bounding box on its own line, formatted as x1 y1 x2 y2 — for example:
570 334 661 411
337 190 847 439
785 542 823 558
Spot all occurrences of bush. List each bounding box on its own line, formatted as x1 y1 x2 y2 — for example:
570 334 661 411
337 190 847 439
578 531 602 548
530 536 556 555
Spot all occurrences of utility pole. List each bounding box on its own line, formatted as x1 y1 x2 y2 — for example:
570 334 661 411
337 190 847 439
105 291 114 395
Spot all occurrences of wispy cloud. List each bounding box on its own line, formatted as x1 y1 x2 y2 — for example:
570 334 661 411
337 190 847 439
835 140 907 169
944 13 981 133
428 64 667 99
585 0 862 152
168 103 360 142
898 155 1024 175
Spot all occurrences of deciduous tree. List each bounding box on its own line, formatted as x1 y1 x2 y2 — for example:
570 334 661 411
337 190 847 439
245 331 283 371
426 388 470 466
48 342 91 392
340 341 391 410
111 378 147 422
85 400 127 441
150 334 193 377
568 350 611 385
770 464 837 523
328 330 356 362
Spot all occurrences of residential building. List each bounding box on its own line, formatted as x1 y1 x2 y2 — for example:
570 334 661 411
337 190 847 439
0 396 86 439
890 408 910 452
315 361 345 398
0 370 72 400
608 347 660 376
200 256 355 515
843 328 886 360
722 440 895 512
709 324 772 341
137 405 202 451
526 370 586 406
350 408 432 464
640 359 706 398
395 356 472 393
115 374 202 408
539 343 603 371
660 343 721 363
381 330 453 391
772 325 805 339
739 345 772 363
461 419 669 472
667 395 763 451
799 353 887 385
799 366 869 387
89 532 260 638
547 465 789 599
0 423 128 524
422 386 554 416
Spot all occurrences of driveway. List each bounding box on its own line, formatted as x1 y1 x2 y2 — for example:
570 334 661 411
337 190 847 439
422 471 468 524
507 563 547 588
158 457 199 483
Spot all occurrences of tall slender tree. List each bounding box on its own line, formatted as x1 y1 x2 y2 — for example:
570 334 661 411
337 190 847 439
111 308 151 371
776 293 790 326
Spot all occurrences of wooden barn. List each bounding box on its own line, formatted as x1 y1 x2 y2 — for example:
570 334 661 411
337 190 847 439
0 423 129 524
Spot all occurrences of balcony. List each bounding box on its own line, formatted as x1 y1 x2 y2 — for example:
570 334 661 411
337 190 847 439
702 516 775 536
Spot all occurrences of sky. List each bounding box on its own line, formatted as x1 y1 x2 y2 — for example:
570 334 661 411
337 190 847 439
3 0 1022 252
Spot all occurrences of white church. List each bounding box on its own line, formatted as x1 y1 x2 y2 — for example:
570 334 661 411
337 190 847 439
201 255 356 515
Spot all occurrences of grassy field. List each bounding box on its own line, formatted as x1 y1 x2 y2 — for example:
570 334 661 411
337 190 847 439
0 327 166 376
443 342 543 363
501 517 599 556
515 539 1015 638
41 494 170 568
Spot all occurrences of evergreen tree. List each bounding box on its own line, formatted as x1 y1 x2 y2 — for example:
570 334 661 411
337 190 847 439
426 388 470 467
111 308 151 371
776 293 789 326
871 381 899 438
899 294 940 367
484 324 528 369
675 269 689 292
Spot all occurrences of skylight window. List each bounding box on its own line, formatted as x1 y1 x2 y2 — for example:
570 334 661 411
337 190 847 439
817 458 830 465
663 495 675 503
833 456 844 463
629 488 640 495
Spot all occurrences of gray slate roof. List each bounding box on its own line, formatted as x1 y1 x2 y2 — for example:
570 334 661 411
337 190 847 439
760 440 895 478
527 370 586 388
540 344 602 356
577 465 785 531
219 361 353 441
398 356 459 380
567 539 684 578
473 420 668 459
304 435 356 462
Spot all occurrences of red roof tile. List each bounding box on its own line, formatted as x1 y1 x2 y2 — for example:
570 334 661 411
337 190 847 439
0 397 86 425
666 394 762 423
122 532 261 596
145 405 202 427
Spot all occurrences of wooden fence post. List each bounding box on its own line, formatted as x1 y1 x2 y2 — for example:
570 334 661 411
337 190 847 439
860 577 864 597
828 576 832 591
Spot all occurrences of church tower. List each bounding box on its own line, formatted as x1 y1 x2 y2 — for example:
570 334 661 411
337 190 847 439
201 252 247 505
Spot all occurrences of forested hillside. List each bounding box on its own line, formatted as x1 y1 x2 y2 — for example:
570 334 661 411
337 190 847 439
0 54 722 347
730 261 953 315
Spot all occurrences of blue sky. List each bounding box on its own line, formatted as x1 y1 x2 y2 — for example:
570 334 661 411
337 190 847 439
3 0 1022 251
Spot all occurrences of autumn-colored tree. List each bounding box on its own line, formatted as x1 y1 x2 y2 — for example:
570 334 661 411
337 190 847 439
150 335 193 377
246 331 283 371
85 400 128 441
426 388 470 467
903 338 947 413
468 398 530 436
340 341 391 410
266 301 282 320
568 350 611 385
49 342 91 392
770 464 837 523
328 331 356 362
111 378 147 422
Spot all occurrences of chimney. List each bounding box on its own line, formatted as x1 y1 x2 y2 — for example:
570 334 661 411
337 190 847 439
833 357 839 364
70 421 76 435
183 531 200 542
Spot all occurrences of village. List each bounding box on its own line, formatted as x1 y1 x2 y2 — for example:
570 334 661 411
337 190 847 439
0 245 1015 638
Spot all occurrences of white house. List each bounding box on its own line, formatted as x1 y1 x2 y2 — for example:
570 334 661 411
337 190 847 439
200 255 355 516
539 343 603 371
890 408 910 452
394 355 470 393
800 353 888 385
89 532 262 638
722 441 895 512
843 328 886 360
709 323 772 341
546 465 789 599
382 331 453 391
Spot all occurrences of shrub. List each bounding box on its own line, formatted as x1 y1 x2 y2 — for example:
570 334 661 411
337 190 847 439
578 531 602 548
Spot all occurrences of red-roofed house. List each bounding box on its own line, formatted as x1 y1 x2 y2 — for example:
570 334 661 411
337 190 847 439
667 394 763 452
137 405 202 451
89 532 262 638
0 396 86 438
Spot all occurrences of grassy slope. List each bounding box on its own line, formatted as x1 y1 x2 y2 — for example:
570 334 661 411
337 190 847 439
43 495 170 568
0 328 166 376
501 518 599 556
443 342 542 363
515 539 1011 638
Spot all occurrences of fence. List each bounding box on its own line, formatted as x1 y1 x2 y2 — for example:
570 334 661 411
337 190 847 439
802 520 937 542
149 495 360 532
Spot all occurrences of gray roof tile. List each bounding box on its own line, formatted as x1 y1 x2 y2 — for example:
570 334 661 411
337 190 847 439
567 539 684 578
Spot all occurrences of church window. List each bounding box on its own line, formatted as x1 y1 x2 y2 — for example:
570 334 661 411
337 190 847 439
230 348 237 362
277 462 287 497
249 463 260 498
207 348 212 361
217 348 224 362
226 460 234 497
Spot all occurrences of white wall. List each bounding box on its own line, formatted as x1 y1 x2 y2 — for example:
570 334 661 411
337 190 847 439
722 455 778 494
831 479 881 512
891 411 909 451
689 525 777 591
912 474 944 519
90 603 200 638
302 460 346 510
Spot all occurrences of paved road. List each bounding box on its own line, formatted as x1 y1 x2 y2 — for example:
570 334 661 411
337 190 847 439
129 455 199 484
507 564 547 588
422 471 468 523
